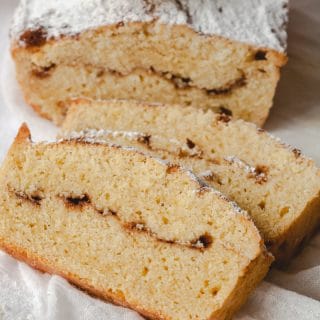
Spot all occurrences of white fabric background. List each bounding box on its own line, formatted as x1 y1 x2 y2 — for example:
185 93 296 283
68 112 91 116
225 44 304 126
0 1 319 319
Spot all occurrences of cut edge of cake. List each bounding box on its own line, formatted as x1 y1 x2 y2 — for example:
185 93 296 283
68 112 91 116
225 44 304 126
0 124 273 320
60 98 320 266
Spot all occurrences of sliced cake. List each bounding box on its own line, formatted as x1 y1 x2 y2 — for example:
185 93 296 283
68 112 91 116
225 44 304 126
10 0 288 125
0 124 272 320
61 99 320 264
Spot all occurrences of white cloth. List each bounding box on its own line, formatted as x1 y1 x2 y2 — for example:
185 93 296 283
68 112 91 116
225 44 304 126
0 0 319 319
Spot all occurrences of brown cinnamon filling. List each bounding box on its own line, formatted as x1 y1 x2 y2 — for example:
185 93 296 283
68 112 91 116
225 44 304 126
8 186 43 206
202 172 223 186
63 194 91 208
154 68 247 96
20 28 47 47
219 107 233 116
127 221 213 250
166 164 180 174
15 191 43 206
191 233 213 248
10 187 213 251
206 75 246 95
186 138 196 149
137 134 151 147
248 165 269 184
31 63 56 79
31 61 247 96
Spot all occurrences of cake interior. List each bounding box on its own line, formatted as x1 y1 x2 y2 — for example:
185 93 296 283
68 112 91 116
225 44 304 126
0 127 269 319
61 99 320 262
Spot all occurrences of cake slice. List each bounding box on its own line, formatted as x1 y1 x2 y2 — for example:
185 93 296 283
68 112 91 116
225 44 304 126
0 124 272 320
61 99 320 265
10 0 288 125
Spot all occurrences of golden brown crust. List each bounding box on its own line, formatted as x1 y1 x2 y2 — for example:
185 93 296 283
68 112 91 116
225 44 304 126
2 123 32 161
0 238 271 320
15 123 31 142
271 193 320 267
0 239 168 320
211 251 273 320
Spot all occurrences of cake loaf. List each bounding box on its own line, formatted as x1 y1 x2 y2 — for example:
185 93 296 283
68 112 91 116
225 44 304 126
61 99 320 264
11 0 288 126
0 124 272 320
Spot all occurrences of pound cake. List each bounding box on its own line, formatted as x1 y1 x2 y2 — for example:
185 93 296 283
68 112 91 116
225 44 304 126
0 124 272 320
11 0 288 126
61 99 320 264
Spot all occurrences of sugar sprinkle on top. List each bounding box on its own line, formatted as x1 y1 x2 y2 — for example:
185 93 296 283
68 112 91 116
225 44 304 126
11 0 288 51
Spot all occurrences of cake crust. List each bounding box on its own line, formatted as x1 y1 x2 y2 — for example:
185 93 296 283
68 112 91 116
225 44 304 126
0 241 168 320
0 239 272 320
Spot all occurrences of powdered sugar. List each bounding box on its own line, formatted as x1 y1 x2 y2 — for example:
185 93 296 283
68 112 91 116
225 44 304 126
224 156 256 174
63 128 203 157
11 0 288 51
65 128 145 141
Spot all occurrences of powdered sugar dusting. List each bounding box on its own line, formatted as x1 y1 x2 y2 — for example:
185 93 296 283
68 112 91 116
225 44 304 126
65 128 146 141
224 156 256 174
11 0 288 51
62 128 202 157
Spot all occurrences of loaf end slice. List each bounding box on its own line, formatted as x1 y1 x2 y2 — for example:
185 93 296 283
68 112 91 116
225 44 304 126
10 0 288 125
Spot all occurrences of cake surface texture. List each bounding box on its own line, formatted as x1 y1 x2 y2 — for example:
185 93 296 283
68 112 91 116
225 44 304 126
0 124 272 320
61 99 320 265
11 0 288 125
11 0 288 51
